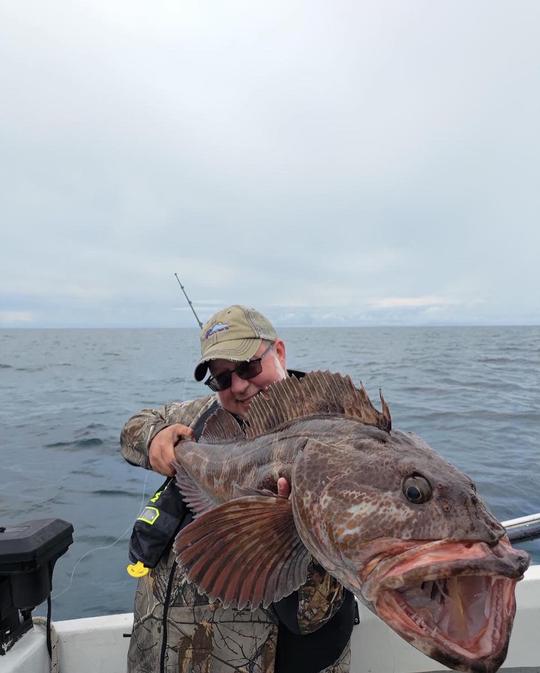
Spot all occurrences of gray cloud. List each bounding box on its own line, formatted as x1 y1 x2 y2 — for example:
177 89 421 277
1 1 539 326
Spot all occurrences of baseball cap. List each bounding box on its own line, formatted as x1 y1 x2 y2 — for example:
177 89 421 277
194 305 278 381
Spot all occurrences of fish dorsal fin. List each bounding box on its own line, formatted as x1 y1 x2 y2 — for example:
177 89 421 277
245 370 391 438
200 407 246 443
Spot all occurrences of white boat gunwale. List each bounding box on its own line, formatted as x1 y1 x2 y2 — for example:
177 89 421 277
4 565 540 673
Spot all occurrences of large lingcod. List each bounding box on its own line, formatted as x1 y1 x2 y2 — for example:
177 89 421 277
173 371 530 673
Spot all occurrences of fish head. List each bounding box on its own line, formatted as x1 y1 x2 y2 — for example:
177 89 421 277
291 425 530 673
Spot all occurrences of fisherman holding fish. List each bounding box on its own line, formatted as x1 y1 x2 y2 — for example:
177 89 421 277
122 303 532 673
121 305 355 673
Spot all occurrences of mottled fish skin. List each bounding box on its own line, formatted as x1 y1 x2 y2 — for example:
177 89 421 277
291 425 505 582
173 372 530 673
175 428 302 503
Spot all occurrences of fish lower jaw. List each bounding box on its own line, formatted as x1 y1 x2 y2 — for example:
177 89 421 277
374 574 517 673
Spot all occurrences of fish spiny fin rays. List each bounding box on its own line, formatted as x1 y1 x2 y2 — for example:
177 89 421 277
174 495 311 609
245 371 391 438
174 462 219 517
379 389 391 427
233 484 277 498
200 407 246 442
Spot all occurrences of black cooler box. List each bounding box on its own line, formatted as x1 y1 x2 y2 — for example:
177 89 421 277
0 518 73 654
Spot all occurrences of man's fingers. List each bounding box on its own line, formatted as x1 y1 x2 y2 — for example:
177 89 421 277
149 450 174 476
171 424 194 443
156 460 175 477
149 424 193 475
277 477 291 498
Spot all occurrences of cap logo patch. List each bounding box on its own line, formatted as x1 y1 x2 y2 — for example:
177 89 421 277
205 322 229 339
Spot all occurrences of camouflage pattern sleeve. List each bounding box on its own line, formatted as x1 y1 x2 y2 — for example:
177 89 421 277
296 561 346 634
120 395 216 469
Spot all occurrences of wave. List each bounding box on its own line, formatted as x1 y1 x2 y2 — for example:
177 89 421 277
478 356 513 364
45 437 105 449
79 422 108 431
75 534 128 547
91 489 139 498
45 441 71 449
75 438 104 448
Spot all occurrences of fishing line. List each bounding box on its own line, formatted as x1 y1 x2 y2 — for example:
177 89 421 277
51 469 151 602
53 287 199 604
0 465 71 494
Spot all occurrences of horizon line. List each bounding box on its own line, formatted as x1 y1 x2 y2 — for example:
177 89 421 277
1 322 539 330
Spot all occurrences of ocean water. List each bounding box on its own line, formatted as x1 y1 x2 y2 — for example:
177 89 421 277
0 326 539 621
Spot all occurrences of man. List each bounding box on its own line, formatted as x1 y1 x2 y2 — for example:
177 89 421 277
121 305 355 673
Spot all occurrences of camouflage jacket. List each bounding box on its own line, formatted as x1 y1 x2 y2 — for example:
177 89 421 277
121 397 352 673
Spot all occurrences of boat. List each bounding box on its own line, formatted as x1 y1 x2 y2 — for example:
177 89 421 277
2 515 540 673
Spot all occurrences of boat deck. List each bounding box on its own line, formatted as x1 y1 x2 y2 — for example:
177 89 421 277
6 565 540 673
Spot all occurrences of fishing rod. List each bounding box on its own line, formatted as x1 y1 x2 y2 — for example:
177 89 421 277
502 512 540 544
174 273 203 329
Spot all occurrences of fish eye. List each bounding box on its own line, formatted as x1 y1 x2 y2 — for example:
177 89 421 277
402 474 432 504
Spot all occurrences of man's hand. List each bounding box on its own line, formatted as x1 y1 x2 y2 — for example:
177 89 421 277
277 477 291 498
148 423 194 476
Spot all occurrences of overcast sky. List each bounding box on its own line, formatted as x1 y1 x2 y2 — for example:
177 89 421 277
1 1 539 327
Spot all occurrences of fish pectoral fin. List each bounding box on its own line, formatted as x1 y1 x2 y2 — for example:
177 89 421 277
174 462 219 517
174 494 310 610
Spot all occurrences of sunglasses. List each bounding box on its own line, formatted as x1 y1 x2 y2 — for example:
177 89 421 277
204 342 274 392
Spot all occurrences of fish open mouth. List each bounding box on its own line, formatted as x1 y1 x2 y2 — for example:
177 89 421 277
367 539 530 673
